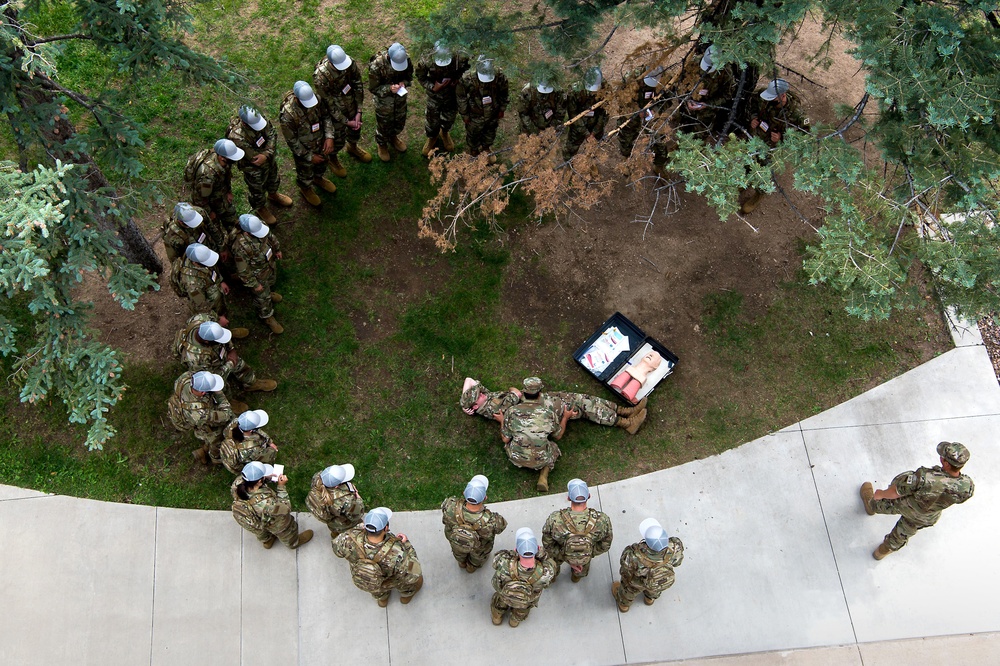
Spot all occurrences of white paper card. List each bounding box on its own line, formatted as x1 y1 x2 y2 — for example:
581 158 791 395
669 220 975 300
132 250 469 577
255 136 265 147
265 248 272 260
544 109 553 119
760 121 769 132
397 85 408 96
271 464 284 480
483 95 492 104
197 232 206 243
342 84 351 94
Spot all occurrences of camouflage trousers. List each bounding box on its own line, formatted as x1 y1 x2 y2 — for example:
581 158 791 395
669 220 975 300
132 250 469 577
449 539 496 571
424 94 458 138
221 444 276 476
320 516 360 542
185 289 225 318
368 569 424 603
238 158 281 210
465 117 500 153
374 95 408 146
563 123 603 160
192 427 226 464
490 591 537 622
291 152 329 189
250 272 277 320
544 392 617 427
193 195 240 234
615 571 672 607
616 116 670 167
222 356 256 391
871 498 941 551
332 120 363 154
257 513 300 548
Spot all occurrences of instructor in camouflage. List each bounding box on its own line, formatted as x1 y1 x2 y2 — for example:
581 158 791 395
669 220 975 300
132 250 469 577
612 517 684 612
279 80 338 206
306 463 366 541
440 474 508 573
229 214 284 335
166 370 233 466
368 42 413 162
490 527 557 627
225 105 293 225
333 507 424 607
542 478 613 583
415 41 469 157
313 45 372 172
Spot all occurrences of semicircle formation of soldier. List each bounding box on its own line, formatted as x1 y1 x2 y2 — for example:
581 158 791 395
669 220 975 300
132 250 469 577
229 213 284 335
441 474 508 573
225 105 293 225
490 527 558 627
612 517 684 612
332 507 424 607
279 80 338 206
220 409 278 475
457 56 509 163
368 42 414 162
542 478 613 583
313 44 372 173
416 40 470 157
306 463 367 542
231 461 313 550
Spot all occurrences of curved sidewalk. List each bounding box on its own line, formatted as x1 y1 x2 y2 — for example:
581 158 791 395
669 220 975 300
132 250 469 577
2 341 999 665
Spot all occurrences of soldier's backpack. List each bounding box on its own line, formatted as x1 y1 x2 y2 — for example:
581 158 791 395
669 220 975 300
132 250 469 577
169 257 186 298
232 498 264 534
636 550 673 594
448 502 481 554
561 510 598 566
351 535 394 593
183 149 211 191
498 559 535 608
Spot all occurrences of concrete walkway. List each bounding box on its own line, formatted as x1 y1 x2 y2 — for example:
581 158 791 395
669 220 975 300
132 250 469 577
2 328 999 665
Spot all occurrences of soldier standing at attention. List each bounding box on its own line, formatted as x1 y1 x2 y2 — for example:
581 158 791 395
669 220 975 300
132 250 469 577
279 80 338 206
333 507 424 607
170 243 234 320
231 461 313 550
172 314 277 393
166 370 233 466
229 214 284 335
563 67 608 164
416 41 470 157
306 463 366 542
516 78 565 135
612 517 684 612
490 527 557 627
440 474 508 573
220 409 278 475
456 57 509 162
368 42 413 162
313 45 372 171
860 441 974 560
225 105 292 225
162 202 225 263
542 478 613 583
185 139 243 231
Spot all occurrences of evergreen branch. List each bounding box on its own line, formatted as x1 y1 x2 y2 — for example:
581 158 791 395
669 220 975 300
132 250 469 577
565 24 619 69
37 76 98 114
822 92 870 141
716 67 749 146
28 33 92 45
511 20 569 33
776 62 828 89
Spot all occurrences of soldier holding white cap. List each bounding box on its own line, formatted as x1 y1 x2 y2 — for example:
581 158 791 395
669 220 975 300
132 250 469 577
542 478 613 583
279 80 338 206
166 369 234 466
563 66 608 163
173 312 277 394
226 105 293 225
184 139 243 231
456 56 510 162
161 202 225 263
314 45 373 170
612 517 684 612
516 77 565 135
333 506 424 607
229 214 284 335
440 474 508 573
415 41 470 157
220 409 278 475
231 461 313 550
368 42 414 162
490 527 557 627
306 463 366 540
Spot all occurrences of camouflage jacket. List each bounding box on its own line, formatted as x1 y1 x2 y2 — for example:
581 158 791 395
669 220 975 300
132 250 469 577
187 148 233 209
501 398 561 447
415 53 470 104
333 527 422 587
456 69 510 121
226 114 278 171
891 465 974 518
440 496 508 549
229 228 280 291
565 87 607 136
242 483 292 531
619 538 684 591
750 92 808 146
166 370 232 432
220 419 274 471
313 56 365 123
173 312 236 375
542 507 613 564
279 91 335 160
490 549 557 608
367 49 413 98
171 256 224 311
516 85 566 134
161 204 221 263
305 472 366 532
678 68 734 128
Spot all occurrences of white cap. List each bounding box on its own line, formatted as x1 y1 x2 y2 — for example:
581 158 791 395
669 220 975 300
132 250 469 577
700 45 718 74
388 42 409 71
185 243 219 268
174 202 203 228
476 58 495 83
463 474 489 503
320 464 356 487
433 40 452 67
242 461 275 482
293 81 319 108
643 66 664 88
536 81 554 94
326 45 352 71
760 78 790 101
214 138 245 162
364 507 393 532
191 371 224 392
238 105 267 131
567 478 590 502
237 409 269 431
639 518 670 551
515 527 537 557
238 213 269 238
584 67 602 92
197 321 232 344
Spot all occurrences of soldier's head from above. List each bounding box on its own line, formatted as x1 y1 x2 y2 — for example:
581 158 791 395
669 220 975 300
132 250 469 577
536 79 554 95
197 321 232 345
476 57 496 83
238 105 267 131
584 67 602 92
388 42 409 71
760 78 790 105
364 507 393 534
464 474 489 505
242 461 276 486
643 66 664 88
937 441 970 470
567 478 590 506
639 518 669 552
239 213 270 238
237 409 269 433
185 242 219 268
293 80 319 109
174 202 203 228
320 463 356 488
326 44 352 70
433 40 452 67
214 138 245 164
515 527 538 568
700 45 719 74
190 371 224 395
460 377 485 415
522 376 543 399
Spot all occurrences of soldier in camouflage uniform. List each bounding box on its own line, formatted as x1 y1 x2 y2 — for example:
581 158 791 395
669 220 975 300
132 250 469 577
441 474 508 573
229 214 284 335
185 139 242 232
162 202 225 263
860 441 974 560
676 46 735 140
333 507 424 607
415 41 470 157
616 67 672 177
173 313 277 393
612 517 684 612
542 479 613 583
368 42 414 162
459 377 521 420
314 45 372 172
563 67 608 162
220 409 278 475
279 80 338 206
226 105 293 225
170 243 232 318
166 370 233 466
457 58 509 163
490 527 557 627
231 462 313 550
306 463 366 541
516 79 565 135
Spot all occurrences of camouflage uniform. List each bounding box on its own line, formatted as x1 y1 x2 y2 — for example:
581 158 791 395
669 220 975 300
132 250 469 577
186 148 238 231
279 90 335 188
169 254 226 316
541 391 617 427
563 87 607 159
305 473 366 539
226 113 281 211
219 418 277 475
229 226 280 320
415 53 470 139
617 73 671 170
173 313 256 389
440 496 508 571
456 68 510 154
367 48 413 147
231 477 301 547
333 527 424 603
313 56 365 153
614 537 684 608
490 549 558 624
166 370 233 461
676 68 735 139
749 92 809 148
871 465 974 551
161 205 224 263
516 84 566 135
499 396 563 470
459 380 521 420
542 507 613 580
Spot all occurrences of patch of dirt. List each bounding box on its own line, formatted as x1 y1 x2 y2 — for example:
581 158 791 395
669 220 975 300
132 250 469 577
977 315 1000 381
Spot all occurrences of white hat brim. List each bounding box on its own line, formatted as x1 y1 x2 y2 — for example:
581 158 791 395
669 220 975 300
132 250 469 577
216 327 233 344
639 517 661 538
250 223 270 239
335 55 352 71
205 373 224 392
248 117 267 131
478 72 494 83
